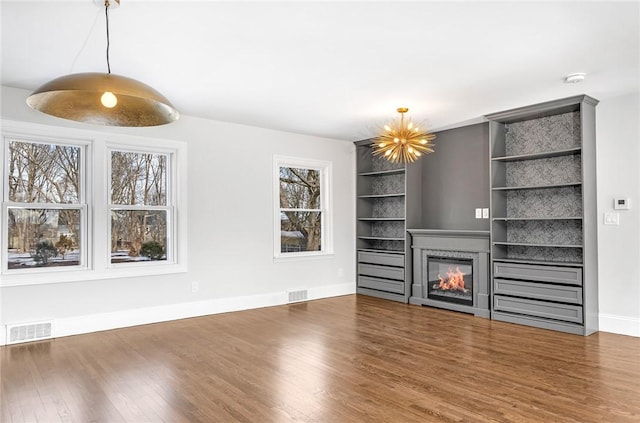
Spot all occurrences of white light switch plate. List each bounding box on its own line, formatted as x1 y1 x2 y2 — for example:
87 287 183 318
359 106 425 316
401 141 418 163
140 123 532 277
475 208 482 219
604 212 619 225
482 208 489 219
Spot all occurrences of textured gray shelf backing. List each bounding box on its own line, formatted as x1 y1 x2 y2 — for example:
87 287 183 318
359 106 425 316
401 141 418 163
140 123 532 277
506 220 583 245
492 147 581 162
506 186 582 218
370 173 405 195
503 245 583 263
371 221 406 238
368 152 405 172
505 154 582 187
505 111 581 156
363 239 405 251
371 196 405 218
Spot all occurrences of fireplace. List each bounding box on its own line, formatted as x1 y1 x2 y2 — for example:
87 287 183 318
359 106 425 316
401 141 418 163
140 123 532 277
427 256 473 306
408 229 490 318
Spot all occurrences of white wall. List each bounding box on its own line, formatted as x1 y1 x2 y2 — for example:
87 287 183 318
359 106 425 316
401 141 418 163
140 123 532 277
1 86 639 340
596 91 640 336
0 86 356 343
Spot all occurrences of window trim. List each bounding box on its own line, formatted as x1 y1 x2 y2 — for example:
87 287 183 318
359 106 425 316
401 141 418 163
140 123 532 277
273 155 333 259
1 134 91 275
106 145 176 268
0 119 187 287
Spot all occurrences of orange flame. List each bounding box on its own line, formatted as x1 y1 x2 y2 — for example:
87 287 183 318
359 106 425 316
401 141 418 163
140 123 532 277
434 267 468 293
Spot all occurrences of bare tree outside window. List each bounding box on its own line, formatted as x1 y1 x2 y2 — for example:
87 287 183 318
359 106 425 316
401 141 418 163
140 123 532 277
110 151 169 263
5 140 83 269
279 167 322 253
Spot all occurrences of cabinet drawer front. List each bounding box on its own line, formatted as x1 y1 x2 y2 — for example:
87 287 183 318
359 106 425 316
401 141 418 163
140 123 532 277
494 279 583 305
494 295 583 324
358 251 404 267
358 263 404 280
358 276 404 294
494 262 582 285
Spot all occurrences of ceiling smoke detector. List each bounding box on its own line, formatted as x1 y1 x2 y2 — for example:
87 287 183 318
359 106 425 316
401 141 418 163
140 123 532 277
564 73 586 84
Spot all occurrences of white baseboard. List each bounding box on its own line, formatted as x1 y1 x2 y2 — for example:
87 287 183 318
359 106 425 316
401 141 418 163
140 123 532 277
30 282 355 342
7 283 634 344
599 314 640 337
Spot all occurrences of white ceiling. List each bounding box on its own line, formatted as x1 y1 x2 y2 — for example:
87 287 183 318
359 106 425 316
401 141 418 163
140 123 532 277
1 1 639 140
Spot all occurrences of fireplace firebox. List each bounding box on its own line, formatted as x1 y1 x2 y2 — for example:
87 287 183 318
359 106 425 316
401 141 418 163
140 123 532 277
427 256 473 306
408 229 490 318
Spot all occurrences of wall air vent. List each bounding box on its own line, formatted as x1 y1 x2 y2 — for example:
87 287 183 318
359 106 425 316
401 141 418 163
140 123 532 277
287 289 308 303
6 321 54 345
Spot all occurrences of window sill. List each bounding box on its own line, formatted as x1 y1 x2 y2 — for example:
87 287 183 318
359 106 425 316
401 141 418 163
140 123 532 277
273 251 335 263
0 263 187 287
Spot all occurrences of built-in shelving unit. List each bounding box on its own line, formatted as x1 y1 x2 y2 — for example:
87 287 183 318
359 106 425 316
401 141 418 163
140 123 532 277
491 147 582 162
491 182 582 191
354 140 421 302
358 168 405 176
487 95 599 335
491 218 583 223
492 242 583 248
352 96 598 335
357 193 405 198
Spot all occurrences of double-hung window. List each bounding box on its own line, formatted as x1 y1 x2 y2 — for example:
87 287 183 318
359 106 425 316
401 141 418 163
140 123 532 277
109 148 173 264
274 156 332 258
3 137 87 272
1 123 185 284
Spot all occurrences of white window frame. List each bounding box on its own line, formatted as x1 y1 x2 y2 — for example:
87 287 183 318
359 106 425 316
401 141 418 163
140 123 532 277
273 155 333 259
0 119 187 287
1 134 90 275
106 144 177 268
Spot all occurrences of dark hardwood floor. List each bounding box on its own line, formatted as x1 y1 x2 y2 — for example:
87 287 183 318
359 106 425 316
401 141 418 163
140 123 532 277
1 294 639 422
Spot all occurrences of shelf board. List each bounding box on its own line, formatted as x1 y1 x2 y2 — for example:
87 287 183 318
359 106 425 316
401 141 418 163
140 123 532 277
357 193 405 198
358 236 405 241
492 182 581 191
358 168 405 177
492 257 583 268
492 216 582 221
357 248 405 255
491 147 581 162
358 217 405 221
493 241 583 248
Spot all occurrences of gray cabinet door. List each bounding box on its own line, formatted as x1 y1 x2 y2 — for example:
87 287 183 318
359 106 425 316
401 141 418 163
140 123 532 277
494 295 583 324
358 276 404 294
358 263 404 281
494 262 582 286
358 251 404 267
494 279 583 304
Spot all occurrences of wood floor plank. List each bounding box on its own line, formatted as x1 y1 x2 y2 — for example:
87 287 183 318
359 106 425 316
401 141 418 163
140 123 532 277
1 294 639 422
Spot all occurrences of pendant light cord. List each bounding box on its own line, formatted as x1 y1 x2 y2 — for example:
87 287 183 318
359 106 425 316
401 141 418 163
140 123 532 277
105 2 111 74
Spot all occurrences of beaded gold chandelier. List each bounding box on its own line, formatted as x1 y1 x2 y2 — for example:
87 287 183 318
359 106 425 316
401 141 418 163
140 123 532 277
372 107 435 163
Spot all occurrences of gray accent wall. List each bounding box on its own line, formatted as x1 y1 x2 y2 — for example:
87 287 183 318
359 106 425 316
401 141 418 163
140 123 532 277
420 123 490 230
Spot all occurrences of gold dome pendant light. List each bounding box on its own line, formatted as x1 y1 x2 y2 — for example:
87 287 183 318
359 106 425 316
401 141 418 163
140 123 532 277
27 0 179 127
372 107 435 163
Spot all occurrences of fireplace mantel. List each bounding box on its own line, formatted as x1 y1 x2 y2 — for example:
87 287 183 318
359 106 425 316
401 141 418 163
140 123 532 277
408 229 490 250
407 229 490 318
408 229 490 237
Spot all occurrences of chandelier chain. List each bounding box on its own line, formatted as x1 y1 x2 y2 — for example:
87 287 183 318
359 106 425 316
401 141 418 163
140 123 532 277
105 1 111 74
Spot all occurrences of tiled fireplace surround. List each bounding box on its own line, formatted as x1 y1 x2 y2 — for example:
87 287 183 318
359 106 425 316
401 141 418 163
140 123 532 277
408 229 491 318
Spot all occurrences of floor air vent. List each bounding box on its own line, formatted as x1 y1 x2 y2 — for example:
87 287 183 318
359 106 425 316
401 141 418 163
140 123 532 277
288 289 308 303
6 321 54 345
